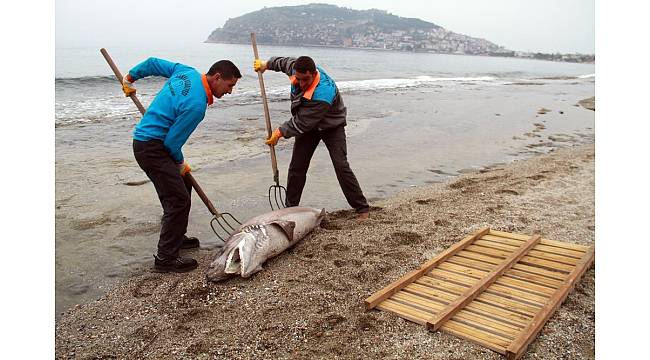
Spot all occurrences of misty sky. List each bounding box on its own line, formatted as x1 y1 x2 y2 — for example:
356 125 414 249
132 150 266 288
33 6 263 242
57 0 594 54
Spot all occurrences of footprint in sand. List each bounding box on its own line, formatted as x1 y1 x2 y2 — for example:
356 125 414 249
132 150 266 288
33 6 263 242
131 276 164 298
333 259 362 268
357 314 382 331
527 174 546 181
416 198 435 205
70 214 123 231
118 221 160 237
122 179 150 186
324 313 347 327
386 231 424 246
323 243 350 253
496 189 520 196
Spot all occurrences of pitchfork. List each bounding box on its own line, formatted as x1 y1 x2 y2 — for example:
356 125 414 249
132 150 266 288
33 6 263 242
100 48 241 243
251 33 288 210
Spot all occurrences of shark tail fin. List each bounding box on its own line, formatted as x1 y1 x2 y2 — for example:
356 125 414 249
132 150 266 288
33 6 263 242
318 208 328 225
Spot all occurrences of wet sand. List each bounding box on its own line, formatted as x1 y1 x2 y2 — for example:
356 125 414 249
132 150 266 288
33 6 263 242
55 141 595 359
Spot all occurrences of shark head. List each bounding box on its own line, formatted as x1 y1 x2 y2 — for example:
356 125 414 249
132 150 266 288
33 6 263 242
205 225 271 282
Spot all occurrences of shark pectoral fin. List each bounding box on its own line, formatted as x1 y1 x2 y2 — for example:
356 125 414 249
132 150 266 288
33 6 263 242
268 220 296 242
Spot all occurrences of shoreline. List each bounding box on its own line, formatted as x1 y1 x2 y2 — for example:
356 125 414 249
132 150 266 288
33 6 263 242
56 143 595 359
204 41 595 65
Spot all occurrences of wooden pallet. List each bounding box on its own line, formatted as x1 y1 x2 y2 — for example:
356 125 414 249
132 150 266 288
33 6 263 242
365 227 594 360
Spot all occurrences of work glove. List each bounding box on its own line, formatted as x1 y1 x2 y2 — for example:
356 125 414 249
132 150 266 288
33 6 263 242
178 161 192 176
265 128 283 146
122 73 136 97
253 59 267 73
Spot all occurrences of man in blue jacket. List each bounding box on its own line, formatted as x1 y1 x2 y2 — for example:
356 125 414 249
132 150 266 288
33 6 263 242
123 57 241 272
254 56 369 219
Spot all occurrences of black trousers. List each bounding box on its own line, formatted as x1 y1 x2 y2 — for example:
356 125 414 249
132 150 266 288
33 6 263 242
286 126 369 213
133 139 192 259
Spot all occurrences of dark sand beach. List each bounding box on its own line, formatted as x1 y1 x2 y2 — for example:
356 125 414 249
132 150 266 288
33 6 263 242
55 140 594 359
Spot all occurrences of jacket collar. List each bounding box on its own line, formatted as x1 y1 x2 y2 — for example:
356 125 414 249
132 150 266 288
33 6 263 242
289 70 320 100
201 74 214 105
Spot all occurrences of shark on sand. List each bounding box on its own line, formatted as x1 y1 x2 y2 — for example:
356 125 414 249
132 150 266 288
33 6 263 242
206 207 326 282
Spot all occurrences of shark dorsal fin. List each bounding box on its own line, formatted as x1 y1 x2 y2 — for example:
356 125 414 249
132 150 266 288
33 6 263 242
266 220 296 242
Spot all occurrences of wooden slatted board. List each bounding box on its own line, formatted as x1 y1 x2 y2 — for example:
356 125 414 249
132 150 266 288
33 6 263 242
365 227 594 360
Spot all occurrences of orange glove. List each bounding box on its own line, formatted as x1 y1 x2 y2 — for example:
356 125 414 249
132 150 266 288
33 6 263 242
122 73 136 97
178 161 192 176
253 59 267 73
265 128 283 146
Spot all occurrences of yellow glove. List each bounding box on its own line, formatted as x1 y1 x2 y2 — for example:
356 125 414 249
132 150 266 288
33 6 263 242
122 73 136 97
265 128 283 146
178 161 192 176
253 59 267 73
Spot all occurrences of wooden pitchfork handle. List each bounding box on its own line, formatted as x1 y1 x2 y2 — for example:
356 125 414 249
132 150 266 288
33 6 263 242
99 48 223 217
250 33 281 185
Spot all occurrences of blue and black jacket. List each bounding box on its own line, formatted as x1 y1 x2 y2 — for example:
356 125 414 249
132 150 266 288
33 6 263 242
266 57 347 138
127 57 213 163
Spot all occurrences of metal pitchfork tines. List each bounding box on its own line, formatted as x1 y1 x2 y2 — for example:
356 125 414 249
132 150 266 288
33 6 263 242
100 48 242 243
251 33 288 211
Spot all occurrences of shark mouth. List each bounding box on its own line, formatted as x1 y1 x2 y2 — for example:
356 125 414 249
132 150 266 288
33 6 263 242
224 241 246 275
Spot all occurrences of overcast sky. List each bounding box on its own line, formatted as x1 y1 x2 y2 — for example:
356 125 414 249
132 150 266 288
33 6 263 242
57 0 594 53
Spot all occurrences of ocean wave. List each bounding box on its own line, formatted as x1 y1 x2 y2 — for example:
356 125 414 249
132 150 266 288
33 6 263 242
337 76 496 91
53 75 512 126
578 73 595 79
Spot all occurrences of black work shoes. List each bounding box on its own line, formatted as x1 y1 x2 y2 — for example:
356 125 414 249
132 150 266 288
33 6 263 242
153 255 198 273
181 235 200 249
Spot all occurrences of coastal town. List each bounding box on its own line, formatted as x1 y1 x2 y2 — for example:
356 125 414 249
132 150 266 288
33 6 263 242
207 5 594 63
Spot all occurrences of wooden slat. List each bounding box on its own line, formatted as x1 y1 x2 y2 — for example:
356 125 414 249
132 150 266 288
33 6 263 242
477 293 540 317
485 284 549 306
474 239 519 252
531 244 585 259
505 269 563 288
438 262 488 279
453 309 521 337
456 250 505 265
393 291 444 312
488 230 588 252
426 235 542 331
511 263 567 281
481 234 525 246
416 275 469 295
365 227 489 309
441 319 510 354
429 268 482 286
483 234 583 259
447 255 497 272
505 246 595 360
466 244 512 258
405 283 456 303
526 249 580 266
431 268 549 306
376 299 430 325
464 301 531 328
519 255 574 273
495 276 556 296
438 261 555 297
539 239 588 253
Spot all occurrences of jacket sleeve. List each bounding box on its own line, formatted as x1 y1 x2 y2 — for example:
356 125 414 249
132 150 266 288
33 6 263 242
280 101 330 138
128 57 188 81
266 57 297 76
163 109 204 163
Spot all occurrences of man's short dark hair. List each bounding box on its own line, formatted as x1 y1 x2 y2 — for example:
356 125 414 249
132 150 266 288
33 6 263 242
294 56 316 73
207 60 242 79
